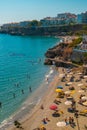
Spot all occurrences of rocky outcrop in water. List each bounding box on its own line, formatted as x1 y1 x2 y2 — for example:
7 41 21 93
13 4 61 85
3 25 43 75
45 43 68 58
44 59 53 65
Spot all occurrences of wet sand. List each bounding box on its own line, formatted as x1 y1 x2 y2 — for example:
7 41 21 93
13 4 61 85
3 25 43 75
8 67 87 130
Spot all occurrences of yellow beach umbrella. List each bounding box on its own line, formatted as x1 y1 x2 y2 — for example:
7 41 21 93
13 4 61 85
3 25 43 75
70 90 75 94
82 110 87 113
55 89 63 93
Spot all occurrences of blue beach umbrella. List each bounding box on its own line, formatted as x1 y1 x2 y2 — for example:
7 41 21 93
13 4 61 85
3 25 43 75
57 86 63 89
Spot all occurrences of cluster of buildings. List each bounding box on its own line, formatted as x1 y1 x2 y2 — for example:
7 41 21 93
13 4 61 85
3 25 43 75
40 13 77 26
41 11 87 26
0 11 87 30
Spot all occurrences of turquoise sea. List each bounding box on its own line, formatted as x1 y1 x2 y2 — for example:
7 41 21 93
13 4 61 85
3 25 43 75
0 34 60 128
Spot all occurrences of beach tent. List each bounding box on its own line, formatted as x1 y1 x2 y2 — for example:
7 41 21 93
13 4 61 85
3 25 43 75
57 86 63 89
49 104 58 110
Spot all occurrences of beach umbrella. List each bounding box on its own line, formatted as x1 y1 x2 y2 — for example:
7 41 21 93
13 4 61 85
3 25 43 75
78 84 83 87
69 72 73 75
82 110 87 113
65 101 72 105
57 86 63 89
70 90 75 94
67 82 72 85
82 101 87 106
56 121 66 127
67 75 70 78
82 96 87 100
78 90 84 93
84 75 87 78
49 104 58 110
78 72 82 75
55 89 63 93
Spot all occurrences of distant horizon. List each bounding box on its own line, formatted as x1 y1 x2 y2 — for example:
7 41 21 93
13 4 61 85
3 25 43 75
0 0 87 25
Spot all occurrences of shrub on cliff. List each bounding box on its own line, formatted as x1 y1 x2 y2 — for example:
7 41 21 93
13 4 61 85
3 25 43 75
69 37 82 48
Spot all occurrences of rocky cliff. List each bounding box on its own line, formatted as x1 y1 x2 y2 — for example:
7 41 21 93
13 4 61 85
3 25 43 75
0 24 87 36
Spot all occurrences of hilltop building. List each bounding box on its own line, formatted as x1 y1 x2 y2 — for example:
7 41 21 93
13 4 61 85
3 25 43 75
57 13 77 24
40 13 77 26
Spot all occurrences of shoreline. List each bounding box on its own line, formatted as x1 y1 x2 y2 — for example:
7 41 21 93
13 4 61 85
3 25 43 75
7 67 59 130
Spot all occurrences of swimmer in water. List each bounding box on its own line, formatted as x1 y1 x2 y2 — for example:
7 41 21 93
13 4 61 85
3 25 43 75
0 102 2 108
21 89 24 94
29 86 32 92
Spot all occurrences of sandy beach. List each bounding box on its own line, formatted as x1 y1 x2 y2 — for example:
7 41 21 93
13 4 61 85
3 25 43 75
8 67 87 130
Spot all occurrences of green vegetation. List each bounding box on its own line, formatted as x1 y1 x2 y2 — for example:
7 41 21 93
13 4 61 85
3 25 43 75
69 37 82 47
75 30 87 36
72 60 83 66
28 20 41 27
84 52 87 57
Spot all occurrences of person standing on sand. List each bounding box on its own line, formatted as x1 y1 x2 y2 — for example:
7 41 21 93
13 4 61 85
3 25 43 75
69 117 72 124
65 117 68 125
40 104 44 109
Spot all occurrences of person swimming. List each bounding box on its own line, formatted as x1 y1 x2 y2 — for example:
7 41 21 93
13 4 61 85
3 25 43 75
21 89 24 94
0 102 2 108
29 86 32 92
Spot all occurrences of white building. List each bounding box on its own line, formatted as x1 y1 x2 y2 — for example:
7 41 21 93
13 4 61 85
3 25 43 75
41 13 77 26
40 17 59 26
57 13 77 24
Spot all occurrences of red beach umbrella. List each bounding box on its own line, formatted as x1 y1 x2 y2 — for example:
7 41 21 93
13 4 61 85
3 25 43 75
49 104 58 110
